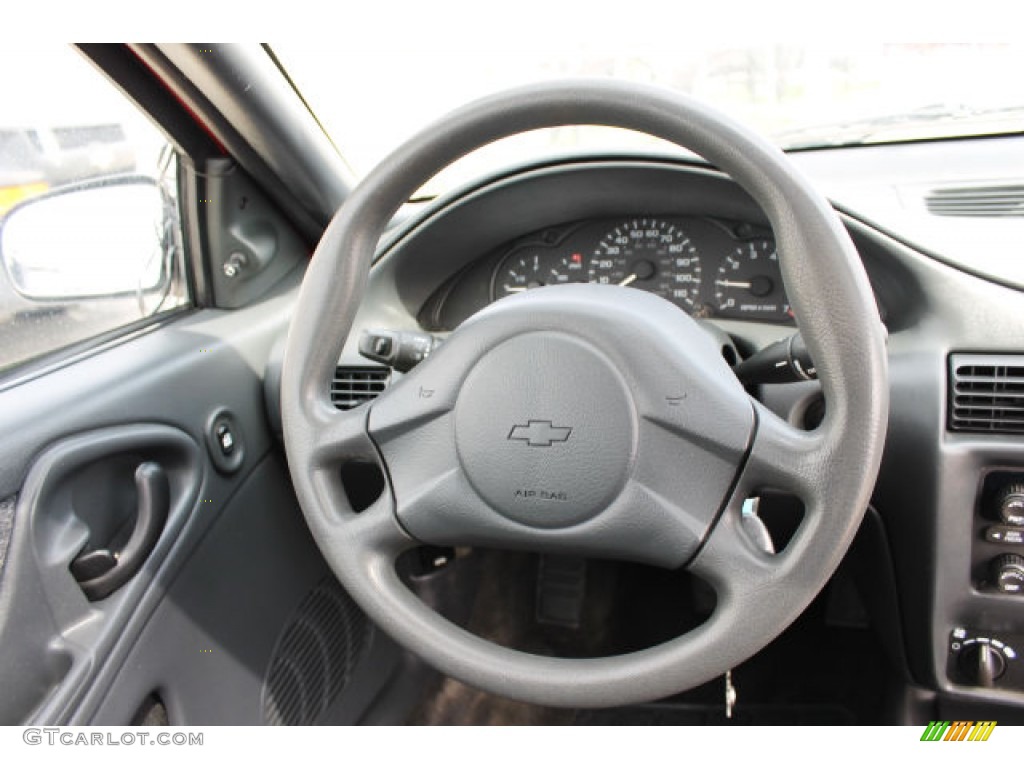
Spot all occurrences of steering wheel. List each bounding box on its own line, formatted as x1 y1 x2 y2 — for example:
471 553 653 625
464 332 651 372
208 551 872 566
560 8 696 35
280 80 888 708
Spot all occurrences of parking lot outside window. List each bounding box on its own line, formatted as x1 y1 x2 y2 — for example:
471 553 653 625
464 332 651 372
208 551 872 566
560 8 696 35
0 45 188 374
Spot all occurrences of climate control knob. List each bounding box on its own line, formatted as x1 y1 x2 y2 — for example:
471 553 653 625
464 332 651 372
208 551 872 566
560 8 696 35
996 484 1024 526
959 642 1007 687
992 553 1024 595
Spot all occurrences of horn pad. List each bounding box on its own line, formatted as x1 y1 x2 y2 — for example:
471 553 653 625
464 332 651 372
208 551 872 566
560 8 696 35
454 332 636 528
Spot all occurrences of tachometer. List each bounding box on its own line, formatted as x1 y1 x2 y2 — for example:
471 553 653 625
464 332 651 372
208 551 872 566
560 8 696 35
587 218 702 310
713 238 792 322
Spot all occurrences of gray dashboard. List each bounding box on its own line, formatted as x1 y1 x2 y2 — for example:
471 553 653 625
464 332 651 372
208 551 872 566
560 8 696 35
345 159 921 359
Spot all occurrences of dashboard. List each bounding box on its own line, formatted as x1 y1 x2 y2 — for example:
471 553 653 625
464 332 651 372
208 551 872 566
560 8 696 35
379 160 917 338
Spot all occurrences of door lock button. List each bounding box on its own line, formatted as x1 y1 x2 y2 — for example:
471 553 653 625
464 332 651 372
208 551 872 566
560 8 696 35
206 409 244 474
216 422 235 455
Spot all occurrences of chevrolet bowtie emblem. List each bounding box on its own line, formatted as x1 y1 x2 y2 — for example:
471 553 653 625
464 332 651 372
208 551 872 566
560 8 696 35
508 420 573 447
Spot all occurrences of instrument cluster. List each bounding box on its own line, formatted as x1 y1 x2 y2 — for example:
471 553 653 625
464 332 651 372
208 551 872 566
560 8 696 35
490 216 794 324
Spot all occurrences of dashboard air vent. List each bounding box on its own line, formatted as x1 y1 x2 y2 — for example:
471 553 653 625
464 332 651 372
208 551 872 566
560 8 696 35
950 354 1024 434
331 366 390 410
926 184 1024 218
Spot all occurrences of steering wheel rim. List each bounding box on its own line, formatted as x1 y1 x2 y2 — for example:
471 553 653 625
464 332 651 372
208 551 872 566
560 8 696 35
280 80 888 708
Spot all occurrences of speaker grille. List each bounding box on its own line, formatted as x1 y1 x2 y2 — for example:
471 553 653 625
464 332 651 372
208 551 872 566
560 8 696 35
262 577 373 726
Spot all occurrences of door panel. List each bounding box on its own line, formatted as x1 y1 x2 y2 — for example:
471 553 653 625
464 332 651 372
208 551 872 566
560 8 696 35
86 451 396 726
0 278 297 724
0 424 201 724
0 45 399 728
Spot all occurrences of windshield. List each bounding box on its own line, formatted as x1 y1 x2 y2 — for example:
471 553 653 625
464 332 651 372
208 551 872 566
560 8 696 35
274 43 1024 193
274 42 1024 287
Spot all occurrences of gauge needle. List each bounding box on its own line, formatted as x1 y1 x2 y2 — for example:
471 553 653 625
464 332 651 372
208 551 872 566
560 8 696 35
503 286 529 293
619 274 638 287
715 279 752 289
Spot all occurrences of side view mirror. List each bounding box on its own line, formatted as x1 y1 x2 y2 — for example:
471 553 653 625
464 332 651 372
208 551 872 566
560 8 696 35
0 175 173 301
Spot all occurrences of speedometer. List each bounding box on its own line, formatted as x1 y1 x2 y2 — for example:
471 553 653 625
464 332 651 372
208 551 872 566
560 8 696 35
587 218 701 310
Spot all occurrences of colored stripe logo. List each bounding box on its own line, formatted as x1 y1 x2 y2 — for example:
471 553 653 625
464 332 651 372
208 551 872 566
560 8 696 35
920 721 996 741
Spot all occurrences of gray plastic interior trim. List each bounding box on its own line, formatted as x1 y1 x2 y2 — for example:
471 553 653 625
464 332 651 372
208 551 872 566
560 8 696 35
0 497 14 579
139 44 351 237
0 424 201 725
0 272 301 725
202 158 306 309
88 453 397 726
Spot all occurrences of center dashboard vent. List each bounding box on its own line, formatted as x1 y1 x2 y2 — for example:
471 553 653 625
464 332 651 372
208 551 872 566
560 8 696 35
950 354 1024 434
331 366 390 410
926 184 1024 218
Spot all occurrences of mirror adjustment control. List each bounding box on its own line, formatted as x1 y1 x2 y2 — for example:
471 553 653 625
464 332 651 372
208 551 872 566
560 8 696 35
997 484 1024 526
222 251 248 278
992 553 1024 595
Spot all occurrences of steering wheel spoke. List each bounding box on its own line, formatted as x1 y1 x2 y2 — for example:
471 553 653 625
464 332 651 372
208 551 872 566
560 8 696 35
687 399 865 639
738 401 826 507
309 405 379 469
690 495 780 593
685 402 827 584
336 490 409 554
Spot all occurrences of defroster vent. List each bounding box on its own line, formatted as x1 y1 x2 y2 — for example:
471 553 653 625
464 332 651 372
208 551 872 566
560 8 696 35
926 184 1024 218
950 354 1024 434
331 366 390 410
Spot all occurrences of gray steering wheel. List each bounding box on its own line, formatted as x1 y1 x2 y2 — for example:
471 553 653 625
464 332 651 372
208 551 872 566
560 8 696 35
280 80 888 708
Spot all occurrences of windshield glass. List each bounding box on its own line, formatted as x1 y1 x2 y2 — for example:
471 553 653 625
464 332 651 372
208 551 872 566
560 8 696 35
275 42 1024 287
275 43 1024 193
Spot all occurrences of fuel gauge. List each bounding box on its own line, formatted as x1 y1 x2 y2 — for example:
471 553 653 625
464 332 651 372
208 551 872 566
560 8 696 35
493 248 585 299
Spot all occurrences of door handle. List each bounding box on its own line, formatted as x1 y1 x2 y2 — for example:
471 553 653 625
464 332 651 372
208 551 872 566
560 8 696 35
70 462 170 601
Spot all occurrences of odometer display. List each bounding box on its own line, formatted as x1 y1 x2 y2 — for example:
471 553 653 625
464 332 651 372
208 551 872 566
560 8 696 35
587 218 702 310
